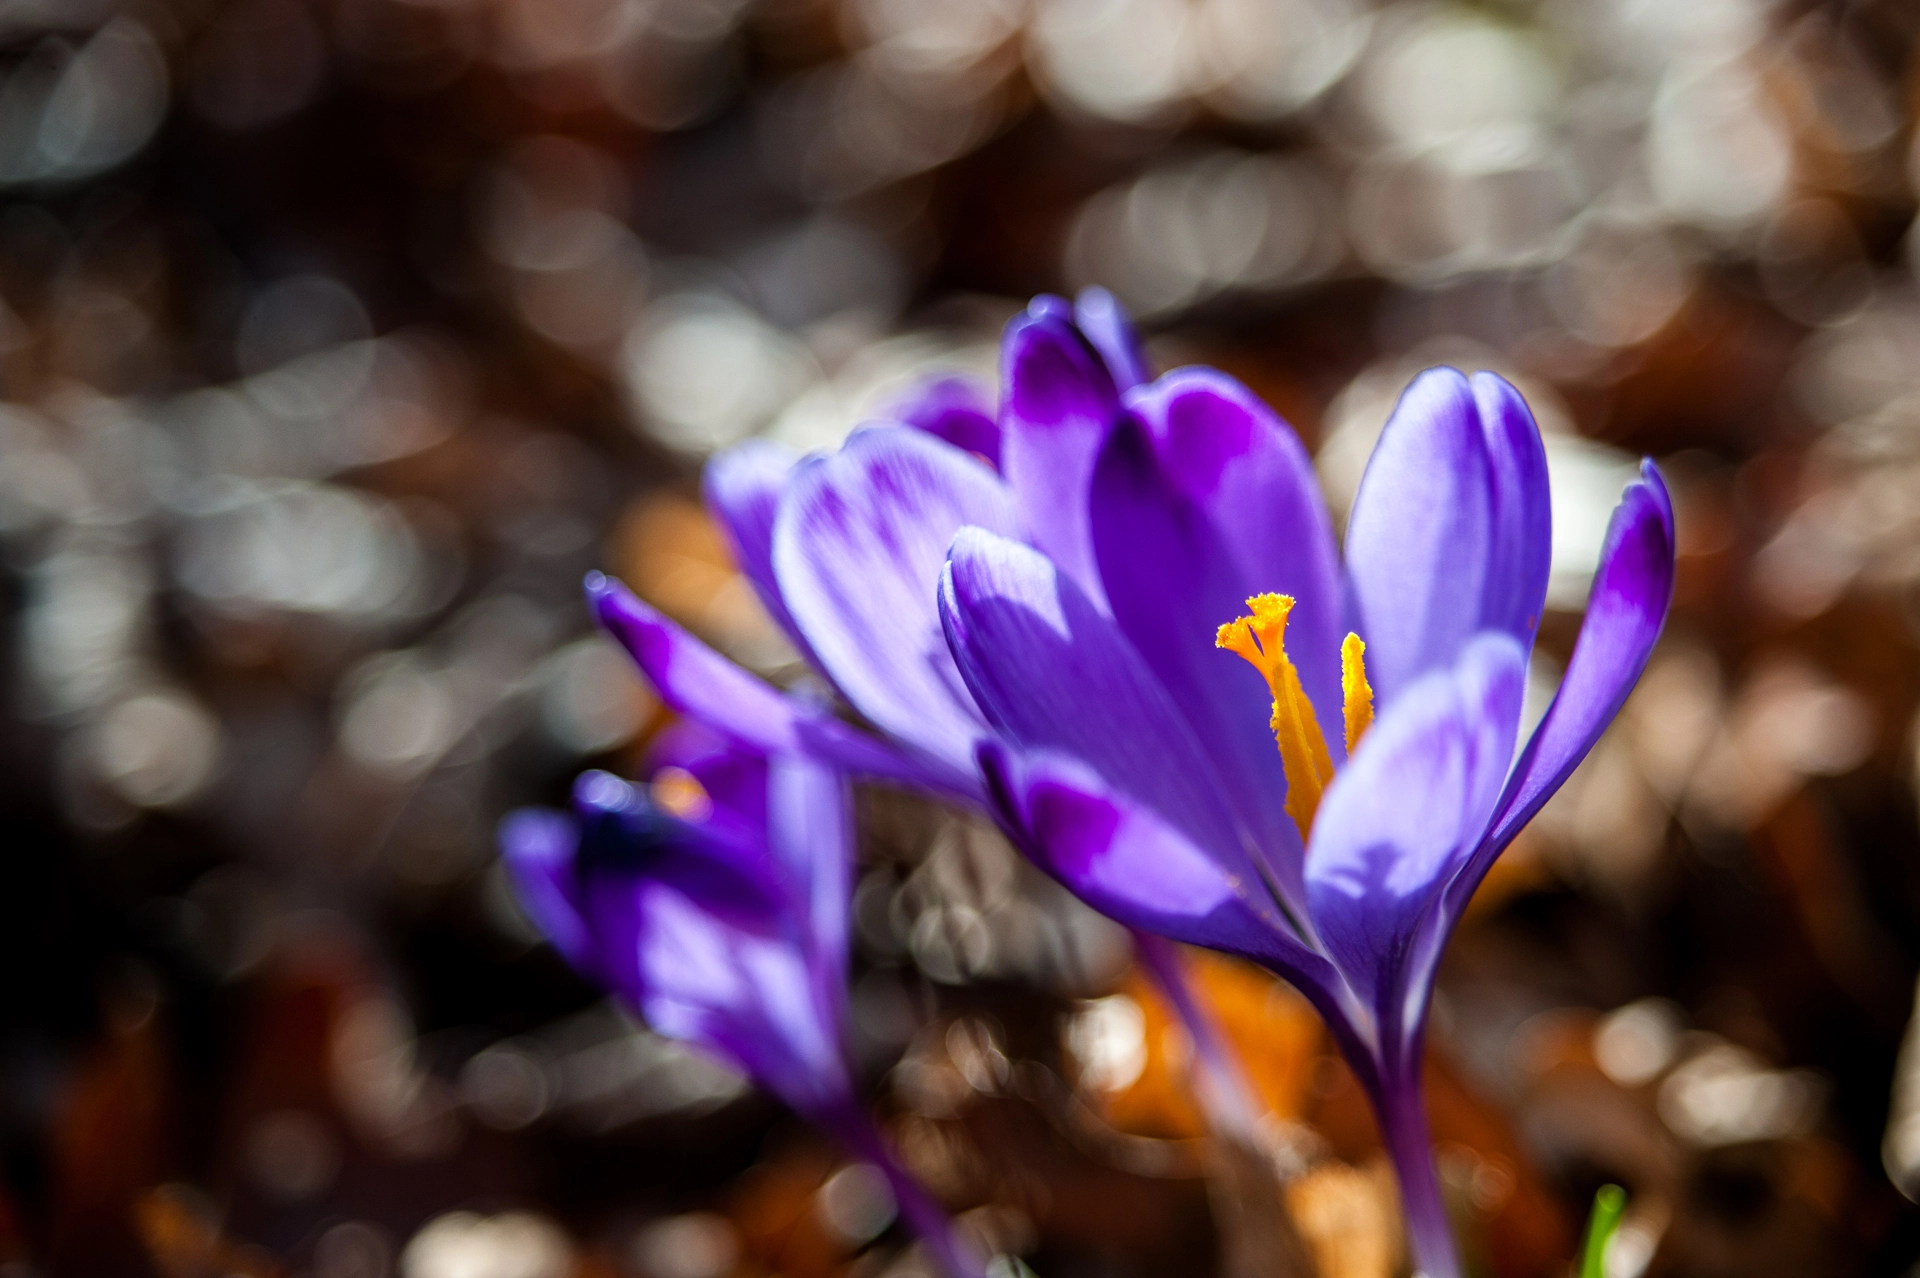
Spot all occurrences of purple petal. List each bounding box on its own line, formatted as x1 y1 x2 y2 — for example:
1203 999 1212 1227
499 808 593 974
645 719 771 832
939 528 1248 872
1074 287 1150 390
772 425 1016 777
1091 370 1344 891
1304 633 1527 1026
980 744 1325 976
886 374 1001 470
1117 371 1341 679
1344 369 1550 706
572 770 788 929
998 307 1122 608
588 573 974 800
566 772 844 1109
1026 293 1073 323
767 750 853 993
1472 373 1555 652
704 440 813 657
1089 416 1310 913
1445 462 1676 915
510 767 860 1122
642 726 852 990
626 883 853 1113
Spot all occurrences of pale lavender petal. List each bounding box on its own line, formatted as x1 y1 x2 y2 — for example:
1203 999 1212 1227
1344 368 1549 705
772 426 1016 777
499 808 593 975
1304 634 1527 1022
588 573 974 800
1074 287 1149 390
998 306 1121 608
704 439 811 655
979 743 1325 975
886 374 1001 469
1445 462 1676 915
939 528 1247 870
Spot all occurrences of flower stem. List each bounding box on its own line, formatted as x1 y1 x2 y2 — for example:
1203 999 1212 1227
1135 934 1323 1278
1376 1063 1462 1278
826 1101 989 1278
1131 930 1264 1140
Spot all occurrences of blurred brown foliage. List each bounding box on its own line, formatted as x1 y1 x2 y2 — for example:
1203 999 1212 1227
4 0 1920 1276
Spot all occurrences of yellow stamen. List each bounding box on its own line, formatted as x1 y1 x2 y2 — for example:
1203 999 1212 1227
650 766 713 822
1341 633 1374 754
1215 594 1334 840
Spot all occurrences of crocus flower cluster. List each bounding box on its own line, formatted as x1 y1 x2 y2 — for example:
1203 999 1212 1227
585 290 1676 1277
498 723 983 1278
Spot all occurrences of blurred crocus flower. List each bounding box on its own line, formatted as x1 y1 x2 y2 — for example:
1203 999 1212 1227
592 292 1676 1276
499 725 982 1278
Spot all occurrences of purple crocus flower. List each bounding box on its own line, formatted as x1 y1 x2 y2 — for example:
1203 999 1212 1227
594 292 1264 1136
591 291 1676 1276
498 723 983 1278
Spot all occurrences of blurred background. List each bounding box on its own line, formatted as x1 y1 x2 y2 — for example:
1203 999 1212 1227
3 0 1920 1274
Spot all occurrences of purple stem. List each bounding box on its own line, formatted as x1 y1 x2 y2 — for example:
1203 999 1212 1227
1131 930 1264 1140
823 1099 989 1278
1373 1057 1461 1278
